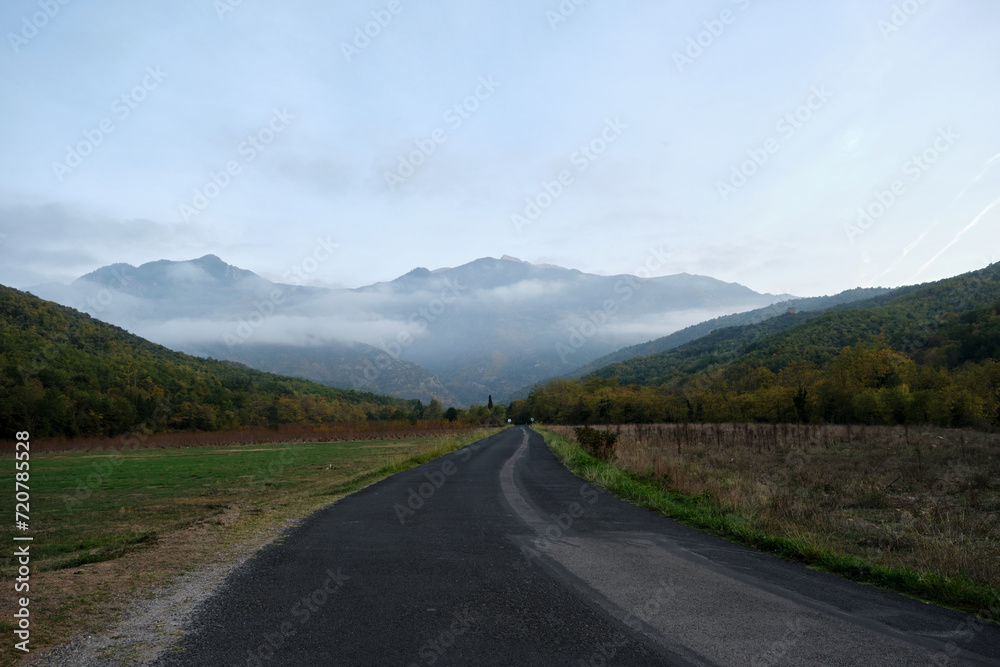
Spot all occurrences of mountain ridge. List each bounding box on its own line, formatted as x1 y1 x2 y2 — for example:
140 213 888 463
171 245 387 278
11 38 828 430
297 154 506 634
28 255 798 404
584 262 1000 388
563 286 893 379
509 261 1000 428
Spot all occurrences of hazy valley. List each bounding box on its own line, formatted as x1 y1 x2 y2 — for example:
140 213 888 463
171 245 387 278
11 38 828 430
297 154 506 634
27 253 798 405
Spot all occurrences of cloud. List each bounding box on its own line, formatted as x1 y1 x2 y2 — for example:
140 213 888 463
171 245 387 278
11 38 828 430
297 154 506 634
0 204 214 288
479 279 569 302
132 314 425 349
598 308 753 342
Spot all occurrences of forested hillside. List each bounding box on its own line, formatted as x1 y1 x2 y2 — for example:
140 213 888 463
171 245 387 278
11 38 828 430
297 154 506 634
588 264 1000 387
0 286 407 438
511 264 1000 428
566 286 890 378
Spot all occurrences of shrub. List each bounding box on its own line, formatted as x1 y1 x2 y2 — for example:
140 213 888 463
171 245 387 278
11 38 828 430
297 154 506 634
573 426 618 460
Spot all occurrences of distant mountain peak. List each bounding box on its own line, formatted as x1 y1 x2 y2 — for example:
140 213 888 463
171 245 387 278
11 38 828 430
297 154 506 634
501 254 525 263
75 255 261 292
77 262 137 285
192 253 225 267
397 267 431 280
186 254 258 282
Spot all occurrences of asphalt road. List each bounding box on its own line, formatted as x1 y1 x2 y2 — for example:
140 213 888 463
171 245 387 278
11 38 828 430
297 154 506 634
158 426 1000 666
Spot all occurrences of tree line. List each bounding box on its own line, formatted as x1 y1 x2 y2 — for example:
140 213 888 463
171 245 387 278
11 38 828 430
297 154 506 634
510 333 1000 428
0 286 496 439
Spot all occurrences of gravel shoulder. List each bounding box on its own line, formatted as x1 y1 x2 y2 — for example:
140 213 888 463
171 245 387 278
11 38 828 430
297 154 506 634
22 515 304 667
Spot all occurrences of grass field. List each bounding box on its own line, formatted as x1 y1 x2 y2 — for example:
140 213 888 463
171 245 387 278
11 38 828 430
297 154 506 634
0 426 500 665
541 423 1000 621
20 420 479 454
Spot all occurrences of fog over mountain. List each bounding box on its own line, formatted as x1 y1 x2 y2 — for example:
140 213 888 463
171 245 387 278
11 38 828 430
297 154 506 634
29 254 794 404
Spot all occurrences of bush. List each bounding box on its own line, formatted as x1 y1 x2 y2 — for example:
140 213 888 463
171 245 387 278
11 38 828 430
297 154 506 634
573 426 618 460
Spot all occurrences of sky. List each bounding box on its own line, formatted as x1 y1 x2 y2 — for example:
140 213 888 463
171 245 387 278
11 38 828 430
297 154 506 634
1 0 998 298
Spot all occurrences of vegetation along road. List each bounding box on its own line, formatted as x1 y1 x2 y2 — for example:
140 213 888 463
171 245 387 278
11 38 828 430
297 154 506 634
153 427 999 666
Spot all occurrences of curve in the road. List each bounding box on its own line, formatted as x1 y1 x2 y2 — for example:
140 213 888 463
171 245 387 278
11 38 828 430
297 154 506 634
156 426 1000 666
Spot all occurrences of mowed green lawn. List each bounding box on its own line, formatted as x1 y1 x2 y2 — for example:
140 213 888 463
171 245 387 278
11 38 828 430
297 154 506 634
1 430 496 577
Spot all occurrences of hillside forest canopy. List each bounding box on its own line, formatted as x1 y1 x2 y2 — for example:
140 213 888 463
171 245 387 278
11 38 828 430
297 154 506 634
0 286 502 439
510 309 1000 428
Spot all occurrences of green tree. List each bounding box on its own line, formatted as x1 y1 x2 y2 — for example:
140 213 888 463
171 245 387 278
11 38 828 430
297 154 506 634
424 399 444 420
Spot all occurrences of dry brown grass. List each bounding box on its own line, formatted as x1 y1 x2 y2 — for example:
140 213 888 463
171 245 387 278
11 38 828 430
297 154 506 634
548 423 1000 589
